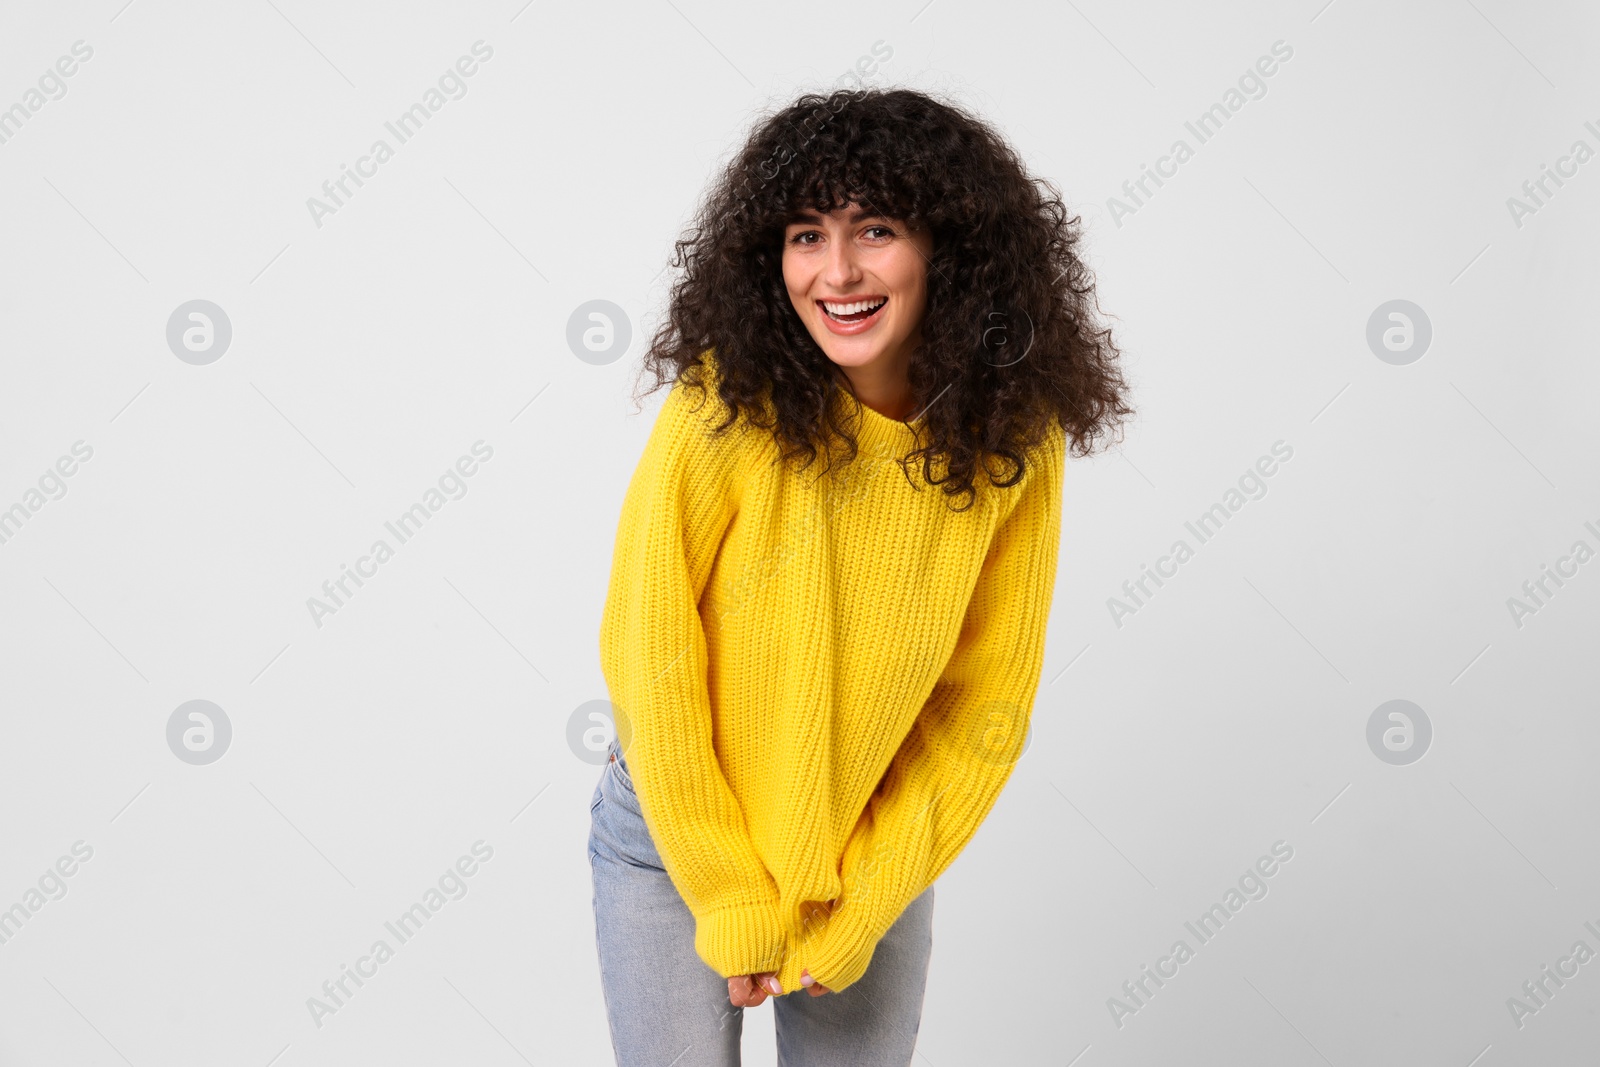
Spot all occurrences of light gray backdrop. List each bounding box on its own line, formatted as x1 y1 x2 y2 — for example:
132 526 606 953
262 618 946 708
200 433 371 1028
1 0 1596 1064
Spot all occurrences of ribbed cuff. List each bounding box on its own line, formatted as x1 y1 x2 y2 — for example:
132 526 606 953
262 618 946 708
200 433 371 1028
694 900 788 978
795 895 882 993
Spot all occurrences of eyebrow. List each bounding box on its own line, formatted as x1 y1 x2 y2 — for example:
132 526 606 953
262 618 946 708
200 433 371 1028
786 207 887 225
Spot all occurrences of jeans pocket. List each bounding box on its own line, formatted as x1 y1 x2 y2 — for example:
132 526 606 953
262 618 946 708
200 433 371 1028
608 745 637 794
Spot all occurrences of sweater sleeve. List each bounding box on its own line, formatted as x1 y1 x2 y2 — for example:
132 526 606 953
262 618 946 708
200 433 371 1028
598 375 790 979
797 426 1066 992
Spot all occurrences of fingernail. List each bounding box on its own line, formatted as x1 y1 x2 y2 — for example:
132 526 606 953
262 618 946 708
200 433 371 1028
767 977 782 995
800 970 814 987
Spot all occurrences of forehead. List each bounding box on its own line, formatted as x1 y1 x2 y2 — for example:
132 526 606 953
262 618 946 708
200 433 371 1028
785 203 890 226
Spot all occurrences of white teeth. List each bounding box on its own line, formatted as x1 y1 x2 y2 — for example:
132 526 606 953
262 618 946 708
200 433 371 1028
822 298 887 316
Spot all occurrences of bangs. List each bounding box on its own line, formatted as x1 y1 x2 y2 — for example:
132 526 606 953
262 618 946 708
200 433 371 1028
761 110 927 230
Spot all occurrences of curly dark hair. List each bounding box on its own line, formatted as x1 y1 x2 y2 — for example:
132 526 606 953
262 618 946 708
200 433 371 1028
634 86 1133 510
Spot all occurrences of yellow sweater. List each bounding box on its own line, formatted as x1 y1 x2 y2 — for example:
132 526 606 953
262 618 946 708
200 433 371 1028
599 356 1065 994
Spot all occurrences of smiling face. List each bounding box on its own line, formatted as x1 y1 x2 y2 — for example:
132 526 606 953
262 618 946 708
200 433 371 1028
781 202 935 391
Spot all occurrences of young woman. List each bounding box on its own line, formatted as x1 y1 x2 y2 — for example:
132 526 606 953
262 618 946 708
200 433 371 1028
590 87 1131 1064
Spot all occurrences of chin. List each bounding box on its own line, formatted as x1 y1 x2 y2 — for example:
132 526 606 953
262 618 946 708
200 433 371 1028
816 333 897 368
821 348 881 369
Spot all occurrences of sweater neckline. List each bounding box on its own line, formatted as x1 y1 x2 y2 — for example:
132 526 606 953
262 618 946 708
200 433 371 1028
829 380 924 460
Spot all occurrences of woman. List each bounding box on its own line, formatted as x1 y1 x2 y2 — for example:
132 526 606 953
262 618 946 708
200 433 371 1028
590 87 1131 1065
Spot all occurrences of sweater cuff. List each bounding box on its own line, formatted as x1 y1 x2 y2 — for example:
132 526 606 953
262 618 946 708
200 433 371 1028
694 900 789 978
796 895 883 993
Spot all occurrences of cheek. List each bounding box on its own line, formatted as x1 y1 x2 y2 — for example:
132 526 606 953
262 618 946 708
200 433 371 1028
892 276 928 325
890 249 928 297
780 253 807 300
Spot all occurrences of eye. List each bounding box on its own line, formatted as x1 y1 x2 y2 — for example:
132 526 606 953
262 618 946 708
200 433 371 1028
864 225 896 239
788 230 821 246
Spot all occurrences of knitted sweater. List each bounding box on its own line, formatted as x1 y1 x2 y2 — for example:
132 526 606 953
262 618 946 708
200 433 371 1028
598 356 1065 994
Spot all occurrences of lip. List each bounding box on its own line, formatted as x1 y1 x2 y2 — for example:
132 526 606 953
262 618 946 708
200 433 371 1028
816 296 888 336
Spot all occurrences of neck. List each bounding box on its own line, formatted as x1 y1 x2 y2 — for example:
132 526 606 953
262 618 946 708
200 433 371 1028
832 358 916 422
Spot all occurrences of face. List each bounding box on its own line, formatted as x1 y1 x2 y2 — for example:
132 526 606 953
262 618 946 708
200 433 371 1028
782 203 934 381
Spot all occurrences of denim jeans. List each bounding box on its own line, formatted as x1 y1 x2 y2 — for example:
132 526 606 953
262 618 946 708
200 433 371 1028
588 736 935 1066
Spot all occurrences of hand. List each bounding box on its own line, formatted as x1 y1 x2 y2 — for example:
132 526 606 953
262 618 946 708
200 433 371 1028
728 970 831 1004
728 972 782 1007
799 968 832 996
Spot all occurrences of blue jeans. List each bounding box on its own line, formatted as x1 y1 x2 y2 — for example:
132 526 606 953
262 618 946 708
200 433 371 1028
588 736 936 1066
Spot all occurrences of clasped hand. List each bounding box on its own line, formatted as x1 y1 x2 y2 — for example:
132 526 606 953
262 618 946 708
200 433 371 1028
726 898 838 1005
728 968 830 1006
732 895 844 1004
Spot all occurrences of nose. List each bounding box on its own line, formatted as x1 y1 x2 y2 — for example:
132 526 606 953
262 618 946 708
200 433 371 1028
822 235 862 289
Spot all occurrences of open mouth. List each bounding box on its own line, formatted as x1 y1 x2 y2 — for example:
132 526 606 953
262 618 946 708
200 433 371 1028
820 297 888 324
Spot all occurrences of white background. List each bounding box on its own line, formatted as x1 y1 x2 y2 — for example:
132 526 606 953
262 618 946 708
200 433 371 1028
1 0 1597 1064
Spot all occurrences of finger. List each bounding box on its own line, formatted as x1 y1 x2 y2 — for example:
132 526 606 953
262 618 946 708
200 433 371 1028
729 975 766 1007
